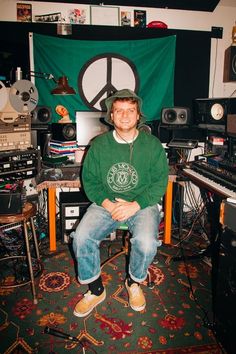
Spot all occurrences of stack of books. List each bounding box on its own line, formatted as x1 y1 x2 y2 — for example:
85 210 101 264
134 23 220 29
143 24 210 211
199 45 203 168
49 139 79 159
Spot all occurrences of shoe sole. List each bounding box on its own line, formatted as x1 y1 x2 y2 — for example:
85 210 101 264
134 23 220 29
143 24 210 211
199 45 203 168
129 302 146 312
73 292 106 318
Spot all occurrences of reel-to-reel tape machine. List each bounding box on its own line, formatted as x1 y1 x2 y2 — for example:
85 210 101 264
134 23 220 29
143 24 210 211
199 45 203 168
0 79 38 151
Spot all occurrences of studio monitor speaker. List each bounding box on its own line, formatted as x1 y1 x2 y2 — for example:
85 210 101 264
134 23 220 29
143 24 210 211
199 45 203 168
223 46 236 82
31 130 52 158
51 123 76 141
31 106 52 126
161 107 191 126
193 97 236 129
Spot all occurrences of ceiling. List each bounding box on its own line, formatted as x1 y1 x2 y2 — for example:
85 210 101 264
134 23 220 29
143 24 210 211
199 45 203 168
34 0 236 11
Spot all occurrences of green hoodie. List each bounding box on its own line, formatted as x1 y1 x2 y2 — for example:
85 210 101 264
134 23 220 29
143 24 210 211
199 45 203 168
82 130 169 209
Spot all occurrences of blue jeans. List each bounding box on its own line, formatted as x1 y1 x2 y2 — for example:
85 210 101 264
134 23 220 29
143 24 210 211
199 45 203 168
71 203 161 284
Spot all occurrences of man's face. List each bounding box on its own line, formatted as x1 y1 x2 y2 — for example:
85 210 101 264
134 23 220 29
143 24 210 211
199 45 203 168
111 99 140 132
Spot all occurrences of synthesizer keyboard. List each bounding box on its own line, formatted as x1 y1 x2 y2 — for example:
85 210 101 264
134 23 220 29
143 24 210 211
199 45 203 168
182 160 236 199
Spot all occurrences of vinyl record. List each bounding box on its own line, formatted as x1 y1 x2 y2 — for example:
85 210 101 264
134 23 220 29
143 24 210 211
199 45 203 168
0 81 8 112
9 79 38 114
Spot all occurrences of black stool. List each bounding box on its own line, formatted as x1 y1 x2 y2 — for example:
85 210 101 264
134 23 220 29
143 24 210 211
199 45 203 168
0 202 41 304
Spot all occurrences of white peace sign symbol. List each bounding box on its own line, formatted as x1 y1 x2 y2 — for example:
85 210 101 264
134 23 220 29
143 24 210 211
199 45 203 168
78 53 140 110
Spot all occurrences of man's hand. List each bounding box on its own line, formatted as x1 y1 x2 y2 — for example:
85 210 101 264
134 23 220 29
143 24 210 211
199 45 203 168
102 198 116 213
102 198 140 221
111 198 140 221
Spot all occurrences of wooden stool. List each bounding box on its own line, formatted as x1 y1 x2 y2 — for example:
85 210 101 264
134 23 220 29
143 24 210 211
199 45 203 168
0 202 41 304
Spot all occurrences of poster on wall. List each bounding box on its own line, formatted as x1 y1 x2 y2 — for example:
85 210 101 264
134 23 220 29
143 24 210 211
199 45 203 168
120 11 131 27
68 9 87 24
34 12 62 23
17 3 32 22
90 6 119 26
134 9 146 28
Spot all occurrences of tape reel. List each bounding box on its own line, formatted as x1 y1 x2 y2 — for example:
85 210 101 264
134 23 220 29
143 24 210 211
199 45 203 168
9 79 38 114
0 81 8 112
0 81 19 123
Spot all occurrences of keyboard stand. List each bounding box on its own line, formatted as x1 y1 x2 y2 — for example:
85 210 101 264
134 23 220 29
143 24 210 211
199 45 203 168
172 179 220 262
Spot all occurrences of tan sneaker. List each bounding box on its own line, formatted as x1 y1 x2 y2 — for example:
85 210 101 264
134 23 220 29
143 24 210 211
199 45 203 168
73 289 106 317
125 280 146 311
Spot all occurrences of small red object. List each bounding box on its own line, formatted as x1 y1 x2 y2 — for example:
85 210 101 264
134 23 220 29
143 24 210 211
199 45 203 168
147 21 168 29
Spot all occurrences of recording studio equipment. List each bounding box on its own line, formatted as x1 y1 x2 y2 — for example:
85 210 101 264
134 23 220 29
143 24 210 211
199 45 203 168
60 191 90 243
223 45 236 82
0 80 18 123
182 160 236 199
0 113 31 151
40 132 52 158
9 79 38 114
0 131 31 152
226 114 236 137
213 200 236 354
0 148 41 180
44 326 82 345
220 199 236 233
226 114 236 160
31 106 52 127
0 114 30 133
31 106 52 158
31 130 52 158
51 123 76 141
0 181 26 214
139 124 152 134
193 97 236 131
167 138 198 149
161 107 191 126
0 79 38 151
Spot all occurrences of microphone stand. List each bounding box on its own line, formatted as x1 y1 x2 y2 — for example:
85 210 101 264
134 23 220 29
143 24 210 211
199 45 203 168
44 326 86 353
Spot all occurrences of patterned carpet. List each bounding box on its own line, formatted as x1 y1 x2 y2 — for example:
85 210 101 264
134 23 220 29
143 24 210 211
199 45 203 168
0 233 224 354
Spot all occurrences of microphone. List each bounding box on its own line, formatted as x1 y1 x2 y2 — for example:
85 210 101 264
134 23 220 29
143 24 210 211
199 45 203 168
44 326 80 342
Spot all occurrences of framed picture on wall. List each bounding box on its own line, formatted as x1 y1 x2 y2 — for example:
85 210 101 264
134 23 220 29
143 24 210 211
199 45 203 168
120 11 131 27
68 9 87 24
134 9 146 28
90 6 119 26
17 3 32 22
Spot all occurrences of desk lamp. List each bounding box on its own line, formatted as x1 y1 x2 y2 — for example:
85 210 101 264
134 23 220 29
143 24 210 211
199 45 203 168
29 71 76 95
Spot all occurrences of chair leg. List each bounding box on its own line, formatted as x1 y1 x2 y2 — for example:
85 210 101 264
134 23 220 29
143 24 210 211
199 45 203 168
101 231 130 269
147 269 155 289
102 230 155 290
30 216 40 260
101 248 126 269
23 220 38 304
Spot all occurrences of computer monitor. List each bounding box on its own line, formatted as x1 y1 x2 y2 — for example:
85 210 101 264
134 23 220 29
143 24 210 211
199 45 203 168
75 111 110 146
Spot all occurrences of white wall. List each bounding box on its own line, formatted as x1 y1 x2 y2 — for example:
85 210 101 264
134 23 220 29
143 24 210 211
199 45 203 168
0 0 236 99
